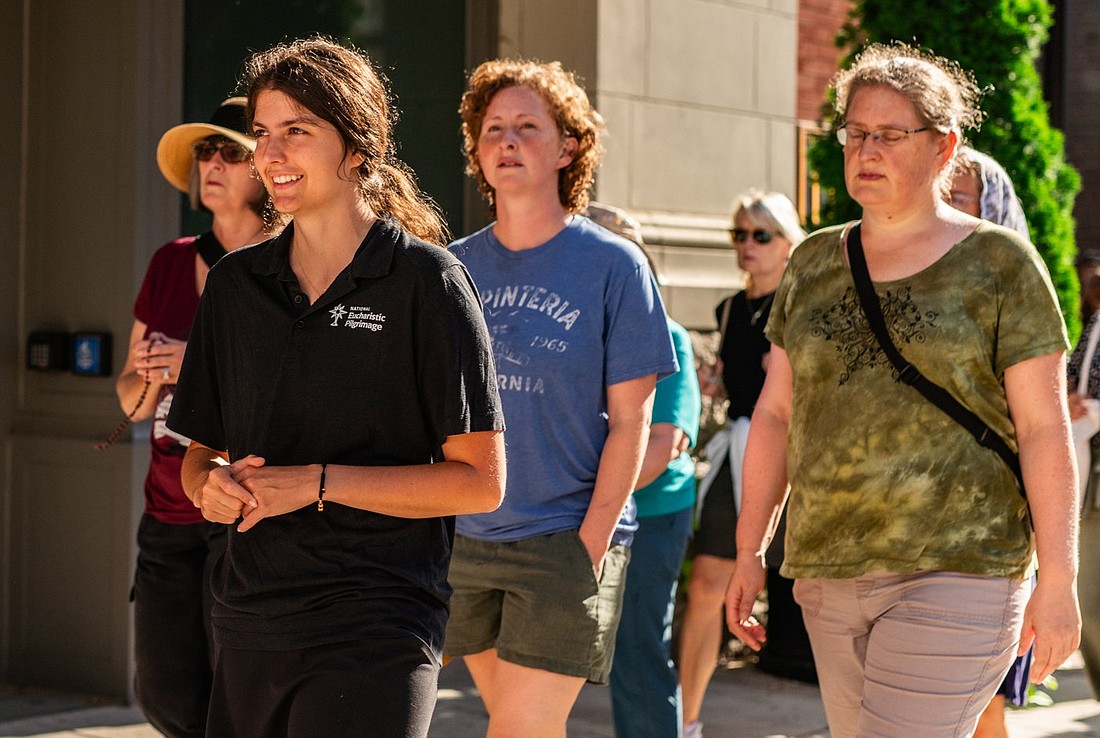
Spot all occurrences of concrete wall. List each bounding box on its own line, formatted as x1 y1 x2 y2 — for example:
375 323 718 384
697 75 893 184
497 0 599 83
2 0 182 698
593 0 799 327
476 1 800 329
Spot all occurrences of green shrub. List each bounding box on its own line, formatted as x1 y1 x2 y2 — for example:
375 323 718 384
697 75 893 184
806 0 1082 340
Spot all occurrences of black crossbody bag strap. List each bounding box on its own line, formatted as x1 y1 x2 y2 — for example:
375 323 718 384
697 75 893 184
195 231 227 270
845 223 1026 499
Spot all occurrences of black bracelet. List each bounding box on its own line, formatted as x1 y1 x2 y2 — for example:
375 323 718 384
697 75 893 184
317 463 327 512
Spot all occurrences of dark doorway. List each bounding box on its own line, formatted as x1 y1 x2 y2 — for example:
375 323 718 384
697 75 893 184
180 0 467 238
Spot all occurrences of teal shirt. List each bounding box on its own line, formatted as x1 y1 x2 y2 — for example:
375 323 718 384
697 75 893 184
635 320 701 518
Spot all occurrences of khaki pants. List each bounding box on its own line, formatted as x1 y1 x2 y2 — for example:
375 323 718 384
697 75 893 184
794 572 1028 738
1078 479 1100 696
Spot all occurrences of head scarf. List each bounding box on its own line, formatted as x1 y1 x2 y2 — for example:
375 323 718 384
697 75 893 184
959 147 1030 239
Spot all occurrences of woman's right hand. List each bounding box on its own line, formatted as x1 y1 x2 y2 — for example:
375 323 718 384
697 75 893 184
724 554 768 651
197 455 265 523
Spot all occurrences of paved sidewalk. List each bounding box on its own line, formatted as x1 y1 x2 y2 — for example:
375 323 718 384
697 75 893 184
0 658 1096 737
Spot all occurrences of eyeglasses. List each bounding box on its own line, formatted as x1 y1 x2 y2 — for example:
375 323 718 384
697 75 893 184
191 138 251 164
730 228 777 245
835 125 931 148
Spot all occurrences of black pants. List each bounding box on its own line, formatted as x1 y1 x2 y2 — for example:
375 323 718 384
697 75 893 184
207 636 441 738
132 514 226 738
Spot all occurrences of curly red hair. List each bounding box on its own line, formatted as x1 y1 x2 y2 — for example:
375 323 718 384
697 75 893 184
459 59 605 216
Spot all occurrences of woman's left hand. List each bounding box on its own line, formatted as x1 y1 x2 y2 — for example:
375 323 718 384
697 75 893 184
578 524 609 579
232 463 322 532
1019 576 1081 683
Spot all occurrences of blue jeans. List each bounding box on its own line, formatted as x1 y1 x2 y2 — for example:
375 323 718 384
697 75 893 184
610 507 694 738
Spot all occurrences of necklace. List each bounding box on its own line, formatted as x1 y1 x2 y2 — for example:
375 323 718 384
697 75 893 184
747 292 775 326
292 251 327 300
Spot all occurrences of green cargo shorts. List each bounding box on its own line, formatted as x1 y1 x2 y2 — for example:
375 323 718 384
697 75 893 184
444 529 630 684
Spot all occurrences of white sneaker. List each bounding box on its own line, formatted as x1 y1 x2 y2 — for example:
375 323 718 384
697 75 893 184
683 721 703 738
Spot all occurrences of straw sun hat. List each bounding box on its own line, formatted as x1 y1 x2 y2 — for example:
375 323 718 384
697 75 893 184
156 97 256 192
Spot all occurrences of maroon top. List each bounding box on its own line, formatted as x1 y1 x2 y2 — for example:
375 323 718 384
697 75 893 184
133 236 206 524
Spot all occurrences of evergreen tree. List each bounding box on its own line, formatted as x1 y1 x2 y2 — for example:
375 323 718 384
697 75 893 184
807 0 1082 338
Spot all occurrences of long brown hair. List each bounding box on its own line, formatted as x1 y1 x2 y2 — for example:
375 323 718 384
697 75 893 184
243 36 448 245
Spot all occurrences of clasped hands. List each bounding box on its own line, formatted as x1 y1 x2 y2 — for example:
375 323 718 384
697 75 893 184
197 455 320 532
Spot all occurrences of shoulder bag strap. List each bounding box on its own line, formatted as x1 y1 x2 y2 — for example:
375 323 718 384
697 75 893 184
195 232 228 270
715 293 734 356
845 223 1026 499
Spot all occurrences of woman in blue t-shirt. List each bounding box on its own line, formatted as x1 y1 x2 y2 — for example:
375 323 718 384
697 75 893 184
446 59 678 737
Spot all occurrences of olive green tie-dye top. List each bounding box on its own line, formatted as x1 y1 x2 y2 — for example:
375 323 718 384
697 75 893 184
769 222 1068 580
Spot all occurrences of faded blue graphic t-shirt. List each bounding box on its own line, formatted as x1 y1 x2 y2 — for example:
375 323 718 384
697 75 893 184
450 216 678 542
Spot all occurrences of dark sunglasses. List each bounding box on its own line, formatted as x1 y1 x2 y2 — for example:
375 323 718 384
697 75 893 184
191 138 251 164
730 228 777 245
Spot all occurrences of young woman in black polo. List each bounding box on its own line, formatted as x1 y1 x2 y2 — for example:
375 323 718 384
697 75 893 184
167 37 505 738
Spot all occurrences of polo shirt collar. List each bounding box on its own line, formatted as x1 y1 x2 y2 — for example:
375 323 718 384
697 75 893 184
252 218 399 282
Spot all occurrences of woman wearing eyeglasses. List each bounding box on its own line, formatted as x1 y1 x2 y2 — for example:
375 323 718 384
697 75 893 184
724 43 1080 738
112 97 270 738
678 190 805 738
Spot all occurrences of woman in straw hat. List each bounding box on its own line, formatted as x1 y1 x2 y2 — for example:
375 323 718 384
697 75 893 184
167 37 505 737
112 97 269 738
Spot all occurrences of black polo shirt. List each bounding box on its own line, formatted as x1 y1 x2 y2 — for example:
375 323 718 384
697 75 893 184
167 219 504 654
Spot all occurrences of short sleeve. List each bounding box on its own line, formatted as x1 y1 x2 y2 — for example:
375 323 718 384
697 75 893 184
134 239 191 327
133 260 155 325
765 227 841 351
991 231 1069 375
166 284 227 452
765 260 796 350
415 263 505 445
604 263 678 386
651 322 702 448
